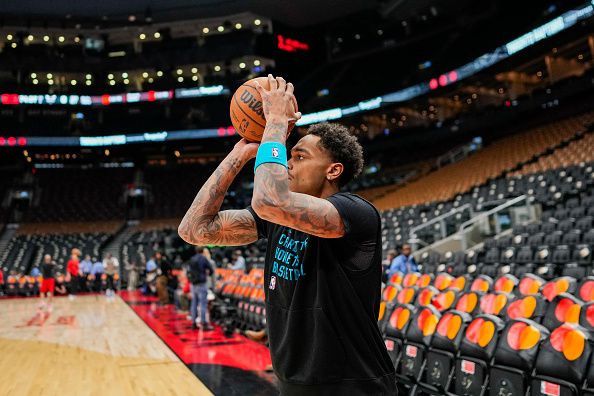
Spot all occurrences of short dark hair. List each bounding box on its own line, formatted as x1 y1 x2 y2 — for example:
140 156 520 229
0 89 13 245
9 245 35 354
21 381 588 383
307 123 364 187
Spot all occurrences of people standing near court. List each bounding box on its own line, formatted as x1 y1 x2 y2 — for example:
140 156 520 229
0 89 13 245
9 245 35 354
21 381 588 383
388 243 418 279
103 253 118 297
126 260 140 291
66 253 80 299
79 254 93 292
188 246 214 330
91 257 104 292
39 254 57 312
155 251 171 304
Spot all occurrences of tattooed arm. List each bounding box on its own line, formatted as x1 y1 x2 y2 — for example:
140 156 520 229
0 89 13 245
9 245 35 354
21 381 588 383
251 75 345 239
178 139 260 246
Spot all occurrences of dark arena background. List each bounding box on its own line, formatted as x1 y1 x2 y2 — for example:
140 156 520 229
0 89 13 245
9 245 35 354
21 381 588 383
0 0 594 395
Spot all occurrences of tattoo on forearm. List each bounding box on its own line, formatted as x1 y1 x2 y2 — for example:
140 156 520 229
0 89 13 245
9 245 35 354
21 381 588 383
260 121 289 144
179 154 258 245
254 119 344 238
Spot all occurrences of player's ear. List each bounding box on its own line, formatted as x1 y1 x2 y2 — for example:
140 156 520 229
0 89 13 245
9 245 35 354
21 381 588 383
326 162 343 182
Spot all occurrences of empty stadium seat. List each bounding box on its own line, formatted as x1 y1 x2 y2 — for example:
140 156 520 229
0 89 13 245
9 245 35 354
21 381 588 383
384 304 416 371
454 315 505 395
490 319 550 396
542 293 583 331
397 306 442 389
418 310 472 394
531 323 593 396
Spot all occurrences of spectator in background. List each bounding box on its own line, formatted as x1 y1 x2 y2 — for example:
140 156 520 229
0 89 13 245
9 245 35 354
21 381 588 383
126 260 140 291
174 269 191 313
80 254 93 292
145 254 158 295
39 254 57 312
383 249 397 283
66 253 80 299
30 265 41 277
229 249 246 272
188 246 214 330
0 268 4 295
103 253 118 298
55 273 68 296
91 257 105 292
388 244 418 279
155 252 172 304
202 247 217 288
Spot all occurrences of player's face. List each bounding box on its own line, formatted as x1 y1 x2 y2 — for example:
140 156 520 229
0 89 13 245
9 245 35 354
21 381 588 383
288 135 331 196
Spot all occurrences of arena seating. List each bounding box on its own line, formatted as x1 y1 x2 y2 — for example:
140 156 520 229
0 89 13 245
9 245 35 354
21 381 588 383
379 271 594 395
371 111 594 210
120 225 181 270
26 168 132 222
379 129 594 250
211 268 266 331
0 222 119 275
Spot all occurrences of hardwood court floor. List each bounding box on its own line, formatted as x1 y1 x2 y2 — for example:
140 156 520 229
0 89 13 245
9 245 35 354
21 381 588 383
0 295 213 396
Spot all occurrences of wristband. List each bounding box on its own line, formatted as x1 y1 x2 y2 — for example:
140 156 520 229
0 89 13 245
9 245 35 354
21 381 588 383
254 142 288 171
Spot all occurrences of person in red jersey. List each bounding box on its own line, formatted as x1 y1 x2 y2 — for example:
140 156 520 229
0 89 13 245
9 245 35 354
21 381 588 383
39 254 57 312
66 252 80 298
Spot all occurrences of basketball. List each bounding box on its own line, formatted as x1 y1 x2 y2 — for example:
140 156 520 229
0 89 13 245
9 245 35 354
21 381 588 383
230 76 299 142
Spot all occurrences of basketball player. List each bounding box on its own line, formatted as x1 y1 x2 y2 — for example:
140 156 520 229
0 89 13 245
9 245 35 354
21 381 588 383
179 74 396 395
39 254 57 312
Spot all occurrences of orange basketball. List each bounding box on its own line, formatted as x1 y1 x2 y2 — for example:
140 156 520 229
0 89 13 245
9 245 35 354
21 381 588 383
230 77 298 142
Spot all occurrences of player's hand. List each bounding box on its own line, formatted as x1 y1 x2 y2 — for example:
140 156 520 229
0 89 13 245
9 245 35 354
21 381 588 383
233 138 260 161
255 74 302 123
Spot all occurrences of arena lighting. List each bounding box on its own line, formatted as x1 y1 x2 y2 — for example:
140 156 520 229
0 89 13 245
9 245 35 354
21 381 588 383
298 0 594 125
4 3 591 129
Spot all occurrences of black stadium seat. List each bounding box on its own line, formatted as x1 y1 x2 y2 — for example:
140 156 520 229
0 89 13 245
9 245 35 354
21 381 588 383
418 310 472 394
397 306 442 391
383 304 416 372
562 230 582 247
532 323 593 396
542 293 583 331
454 314 505 395
490 319 550 396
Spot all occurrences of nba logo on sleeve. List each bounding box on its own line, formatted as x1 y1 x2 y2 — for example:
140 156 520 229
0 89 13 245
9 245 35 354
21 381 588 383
269 276 276 290
272 147 279 158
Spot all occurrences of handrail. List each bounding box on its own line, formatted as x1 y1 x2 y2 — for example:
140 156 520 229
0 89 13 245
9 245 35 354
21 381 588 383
458 194 527 232
409 203 473 238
